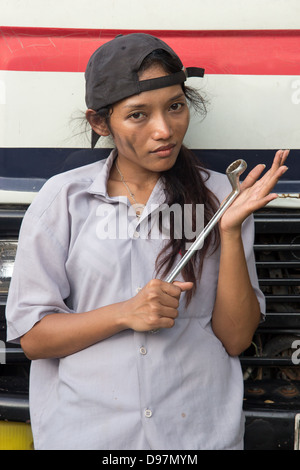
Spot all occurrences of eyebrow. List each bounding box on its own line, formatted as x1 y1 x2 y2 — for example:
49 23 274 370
123 92 186 109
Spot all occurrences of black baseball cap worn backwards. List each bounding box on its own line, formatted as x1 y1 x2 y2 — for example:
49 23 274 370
85 33 205 147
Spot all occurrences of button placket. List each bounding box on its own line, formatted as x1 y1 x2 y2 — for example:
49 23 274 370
129 216 140 240
130 222 156 426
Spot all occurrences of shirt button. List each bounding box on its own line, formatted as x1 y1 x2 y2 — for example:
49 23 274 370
135 287 142 293
139 346 147 355
133 231 139 239
144 409 152 418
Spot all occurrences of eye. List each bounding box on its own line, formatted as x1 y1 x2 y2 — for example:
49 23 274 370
128 112 146 120
169 102 184 112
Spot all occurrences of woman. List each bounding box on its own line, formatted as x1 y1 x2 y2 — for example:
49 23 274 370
6 33 289 450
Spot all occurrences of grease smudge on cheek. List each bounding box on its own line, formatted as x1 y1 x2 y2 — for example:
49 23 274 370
125 136 138 156
117 131 140 161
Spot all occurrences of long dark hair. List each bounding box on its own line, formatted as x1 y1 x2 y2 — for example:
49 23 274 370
91 49 221 304
157 145 220 304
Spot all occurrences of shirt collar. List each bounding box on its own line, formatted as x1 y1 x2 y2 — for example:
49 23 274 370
87 148 167 214
87 148 117 197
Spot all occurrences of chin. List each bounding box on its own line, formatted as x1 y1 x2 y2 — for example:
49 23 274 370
161 153 180 170
149 159 174 174
156 150 180 169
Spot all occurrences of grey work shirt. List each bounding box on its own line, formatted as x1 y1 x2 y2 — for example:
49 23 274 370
6 149 265 450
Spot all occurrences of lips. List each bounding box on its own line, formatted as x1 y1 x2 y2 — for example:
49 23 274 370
152 143 176 153
151 143 176 157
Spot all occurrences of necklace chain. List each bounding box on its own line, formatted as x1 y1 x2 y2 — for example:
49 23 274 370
115 159 138 204
115 159 145 218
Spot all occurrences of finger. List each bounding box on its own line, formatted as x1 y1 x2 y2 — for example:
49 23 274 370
259 164 288 196
158 305 179 319
173 281 194 292
146 305 178 330
160 280 188 298
268 149 290 175
272 149 285 168
240 164 266 190
245 151 289 195
143 280 180 307
157 316 176 329
280 149 290 165
275 149 289 165
157 291 180 309
255 150 289 184
144 315 175 332
243 192 279 213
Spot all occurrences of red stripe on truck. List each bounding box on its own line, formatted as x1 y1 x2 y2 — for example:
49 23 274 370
1 27 300 75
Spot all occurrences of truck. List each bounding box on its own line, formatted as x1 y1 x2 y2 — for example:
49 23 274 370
0 0 299 450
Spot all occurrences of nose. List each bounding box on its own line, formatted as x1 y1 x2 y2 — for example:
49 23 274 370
151 113 173 140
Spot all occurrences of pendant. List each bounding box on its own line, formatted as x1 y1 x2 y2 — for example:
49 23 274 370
133 203 145 218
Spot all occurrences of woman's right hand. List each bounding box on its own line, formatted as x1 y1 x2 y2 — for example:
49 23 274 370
20 279 193 360
123 279 193 332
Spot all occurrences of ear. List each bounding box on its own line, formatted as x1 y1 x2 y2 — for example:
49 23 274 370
86 109 111 136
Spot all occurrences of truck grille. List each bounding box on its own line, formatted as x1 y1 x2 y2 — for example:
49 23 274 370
241 208 300 370
242 207 300 450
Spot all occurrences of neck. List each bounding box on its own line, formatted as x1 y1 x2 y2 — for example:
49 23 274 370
107 155 160 208
112 156 160 189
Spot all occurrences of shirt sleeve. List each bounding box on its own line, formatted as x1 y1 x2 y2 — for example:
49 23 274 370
6 210 74 344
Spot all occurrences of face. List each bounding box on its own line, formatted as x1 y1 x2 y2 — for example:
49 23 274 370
101 64 190 175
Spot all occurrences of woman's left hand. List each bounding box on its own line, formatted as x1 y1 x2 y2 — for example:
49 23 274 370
219 149 289 234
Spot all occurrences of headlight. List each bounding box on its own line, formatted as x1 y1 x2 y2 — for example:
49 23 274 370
0 240 17 294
